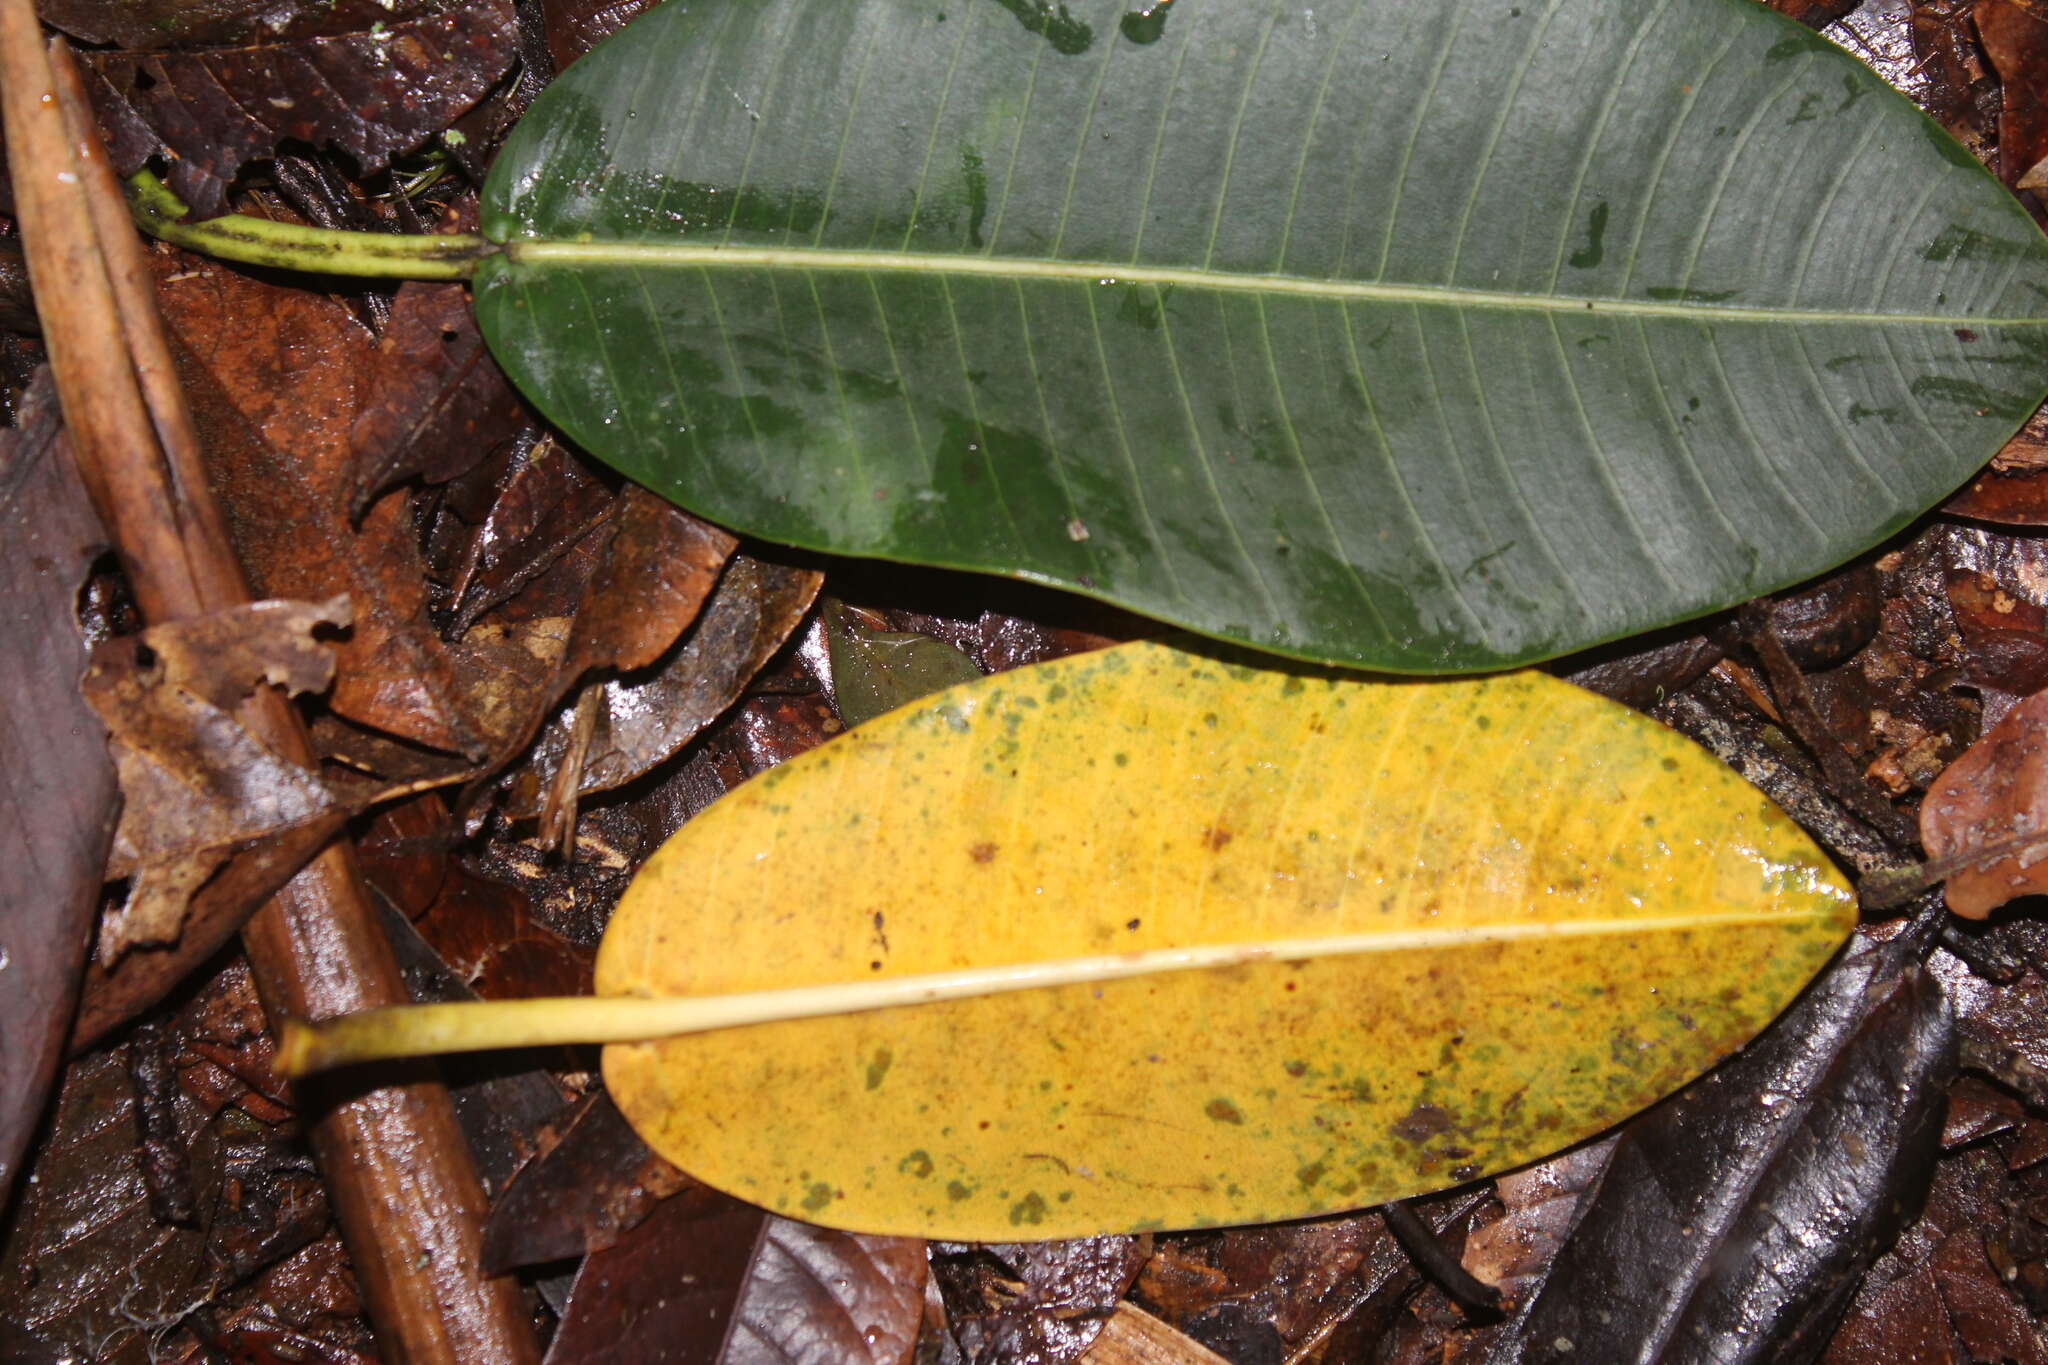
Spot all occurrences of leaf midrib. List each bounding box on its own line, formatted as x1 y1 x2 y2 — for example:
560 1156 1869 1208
501 240 2048 327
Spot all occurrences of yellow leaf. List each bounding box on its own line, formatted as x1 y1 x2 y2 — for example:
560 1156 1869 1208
590 640 1852 1239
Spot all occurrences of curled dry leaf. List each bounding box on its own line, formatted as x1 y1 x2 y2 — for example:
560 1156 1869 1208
509 554 823 815
1920 688 2048 918
0 369 116 1209
82 595 352 963
84 0 518 216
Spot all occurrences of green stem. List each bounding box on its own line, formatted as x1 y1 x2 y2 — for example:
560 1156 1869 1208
128 170 493 281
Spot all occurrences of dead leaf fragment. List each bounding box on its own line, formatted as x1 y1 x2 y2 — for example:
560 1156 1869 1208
438 434 616 633
935 1238 1145 1364
540 0 660 69
41 0 452 51
83 595 351 962
480 1091 689 1273
1459 1137 1618 1307
164 253 553 758
560 488 736 680
1922 688 2048 917
722 1220 926 1365
509 554 819 817
84 0 518 216
1978 0 2048 193
0 370 116 1210
346 281 530 518
543 1190 769 1365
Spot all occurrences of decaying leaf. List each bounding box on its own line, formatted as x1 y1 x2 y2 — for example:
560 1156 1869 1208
471 486 736 841
721 1218 925 1365
40 0 456 52
1920 688 2048 918
544 488 735 687
538 0 658 70
346 281 530 517
933 1237 1144 1364
596 641 1852 1237
509 555 823 814
437 433 616 635
163 253 561 758
0 1043 214 1358
542 1190 769 1364
84 0 518 216
82 595 352 963
1458 1137 1619 1309
480 1091 689 1272
0 370 116 1210
1976 0 2048 193
1822 1137 2048 1364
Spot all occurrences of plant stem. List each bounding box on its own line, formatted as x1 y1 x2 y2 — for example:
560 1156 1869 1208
128 170 492 280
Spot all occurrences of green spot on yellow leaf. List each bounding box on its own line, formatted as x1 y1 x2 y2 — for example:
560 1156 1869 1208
1205 1098 1246 1125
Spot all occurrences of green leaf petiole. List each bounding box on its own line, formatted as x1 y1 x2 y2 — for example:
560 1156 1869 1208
127 169 490 280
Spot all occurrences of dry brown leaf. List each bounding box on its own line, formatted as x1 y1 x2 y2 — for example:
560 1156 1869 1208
1921 688 2048 918
161 253 561 759
1977 0 2048 193
346 281 530 518
511 555 823 817
438 434 616 633
0 369 117 1210
82 596 350 962
84 0 516 216
1460 1138 1618 1306
461 489 738 836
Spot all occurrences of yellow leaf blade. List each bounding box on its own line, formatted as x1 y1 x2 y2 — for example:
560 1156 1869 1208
598 640 1853 1239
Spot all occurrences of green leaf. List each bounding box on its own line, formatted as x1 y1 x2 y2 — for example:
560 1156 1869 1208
474 0 2048 672
281 639 1855 1239
824 600 985 728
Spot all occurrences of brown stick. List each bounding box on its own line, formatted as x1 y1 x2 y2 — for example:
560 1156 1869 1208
48 38 244 614
0 7 203 622
0 15 540 1361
